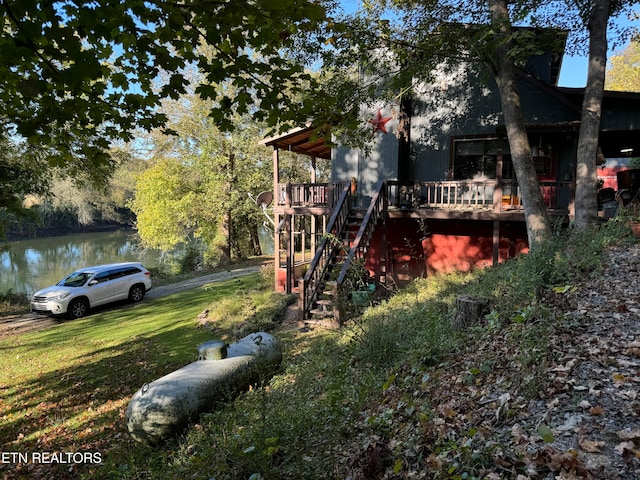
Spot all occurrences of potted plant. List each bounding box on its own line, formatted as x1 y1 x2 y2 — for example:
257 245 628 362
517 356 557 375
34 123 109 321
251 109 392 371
615 190 640 237
631 215 640 238
349 177 359 207
323 233 374 310
345 258 374 307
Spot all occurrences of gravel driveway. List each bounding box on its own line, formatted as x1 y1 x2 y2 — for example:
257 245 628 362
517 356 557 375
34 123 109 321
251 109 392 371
145 265 263 299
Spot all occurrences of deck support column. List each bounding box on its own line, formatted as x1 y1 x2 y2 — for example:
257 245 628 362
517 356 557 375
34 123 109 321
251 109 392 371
493 150 504 213
492 150 504 266
272 148 280 290
285 183 292 294
310 157 317 257
492 220 500 265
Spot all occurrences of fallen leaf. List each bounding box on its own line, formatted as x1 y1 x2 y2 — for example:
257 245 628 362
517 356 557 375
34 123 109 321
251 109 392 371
624 347 640 358
589 405 605 415
511 424 528 444
613 373 626 383
615 441 635 455
578 437 605 453
537 424 555 443
617 429 640 441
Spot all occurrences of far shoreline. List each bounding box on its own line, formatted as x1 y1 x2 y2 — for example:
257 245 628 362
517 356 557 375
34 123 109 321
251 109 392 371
5 223 135 242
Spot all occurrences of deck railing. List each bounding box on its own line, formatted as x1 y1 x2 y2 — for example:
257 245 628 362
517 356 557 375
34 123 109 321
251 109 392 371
278 179 572 212
386 179 572 212
277 182 337 208
297 182 351 320
336 180 386 294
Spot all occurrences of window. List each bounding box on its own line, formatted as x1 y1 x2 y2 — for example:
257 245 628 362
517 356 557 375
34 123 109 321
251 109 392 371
452 138 513 180
94 272 111 283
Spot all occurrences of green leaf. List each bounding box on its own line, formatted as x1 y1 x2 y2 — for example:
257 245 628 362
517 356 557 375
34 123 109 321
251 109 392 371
552 285 576 294
382 374 396 391
537 424 555 443
480 362 493 373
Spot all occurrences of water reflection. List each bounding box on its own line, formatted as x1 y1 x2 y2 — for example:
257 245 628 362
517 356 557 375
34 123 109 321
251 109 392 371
1 230 160 295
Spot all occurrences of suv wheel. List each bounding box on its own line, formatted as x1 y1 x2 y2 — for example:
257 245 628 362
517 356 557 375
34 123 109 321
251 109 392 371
129 284 146 302
68 298 89 319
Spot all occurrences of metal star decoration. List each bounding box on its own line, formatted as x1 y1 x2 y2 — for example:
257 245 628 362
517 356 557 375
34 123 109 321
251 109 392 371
369 110 392 134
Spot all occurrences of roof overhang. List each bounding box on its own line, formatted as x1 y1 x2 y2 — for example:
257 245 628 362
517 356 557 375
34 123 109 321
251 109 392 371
260 126 332 160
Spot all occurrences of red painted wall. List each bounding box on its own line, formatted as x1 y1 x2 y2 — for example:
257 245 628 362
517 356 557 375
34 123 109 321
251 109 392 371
276 268 287 293
369 218 528 286
276 218 529 292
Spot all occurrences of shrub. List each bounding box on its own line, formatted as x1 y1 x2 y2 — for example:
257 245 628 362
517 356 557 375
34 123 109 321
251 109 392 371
0 290 29 315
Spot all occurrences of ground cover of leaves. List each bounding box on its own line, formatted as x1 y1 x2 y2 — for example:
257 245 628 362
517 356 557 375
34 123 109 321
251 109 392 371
343 243 640 479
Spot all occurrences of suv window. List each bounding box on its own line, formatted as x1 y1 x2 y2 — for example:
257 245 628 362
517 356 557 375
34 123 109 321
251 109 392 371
122 267 142 276
109 266 141 280
61 272 92 287
94 271 111 283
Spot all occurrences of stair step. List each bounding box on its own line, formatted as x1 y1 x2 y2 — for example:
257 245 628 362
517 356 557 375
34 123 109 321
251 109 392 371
299 318 340 330
310 308 333 317
316 299 333 306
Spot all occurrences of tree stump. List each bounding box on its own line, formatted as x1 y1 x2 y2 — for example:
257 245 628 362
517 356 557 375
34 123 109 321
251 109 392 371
454 295 489 329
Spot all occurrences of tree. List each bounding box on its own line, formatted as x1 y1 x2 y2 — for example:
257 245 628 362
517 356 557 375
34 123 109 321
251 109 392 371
573 0 614 231
488 0 552 246
0 0 332 227
317 1 555 247
129 88 273 267
316 0 637 245
0 135 51 235
606 36 640 92
536 0 637 231
130 157 194 253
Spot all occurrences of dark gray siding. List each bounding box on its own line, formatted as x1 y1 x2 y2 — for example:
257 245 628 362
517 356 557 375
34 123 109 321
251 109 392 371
332 128 399 200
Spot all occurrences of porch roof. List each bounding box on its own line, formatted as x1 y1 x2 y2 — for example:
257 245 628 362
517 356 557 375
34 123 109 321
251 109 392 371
260 126 332 160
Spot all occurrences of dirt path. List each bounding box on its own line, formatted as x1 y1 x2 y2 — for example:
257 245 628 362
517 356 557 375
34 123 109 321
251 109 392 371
0 264 265 340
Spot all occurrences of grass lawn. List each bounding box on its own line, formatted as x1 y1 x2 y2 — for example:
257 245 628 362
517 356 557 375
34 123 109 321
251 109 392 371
0 272 287 479
0 224 632 479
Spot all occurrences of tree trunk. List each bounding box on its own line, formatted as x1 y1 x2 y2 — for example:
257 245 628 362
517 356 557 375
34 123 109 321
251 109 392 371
488 0 552 249
218 217 231 266
217 152 234 266
574 0 610 231
454 295 489 329
250 223 262 256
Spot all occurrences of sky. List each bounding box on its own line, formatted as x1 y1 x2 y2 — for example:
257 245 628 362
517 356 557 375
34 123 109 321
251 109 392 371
559 56 589 88
338 0 639 89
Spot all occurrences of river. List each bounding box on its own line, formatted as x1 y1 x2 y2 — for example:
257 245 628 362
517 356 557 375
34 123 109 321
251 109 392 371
0 230 161 296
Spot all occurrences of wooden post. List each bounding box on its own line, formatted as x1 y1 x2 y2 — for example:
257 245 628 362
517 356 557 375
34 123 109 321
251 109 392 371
492 220 500 266
285 214 292 294
272 148 280 291
493 150 503 213
311 157 317 256
298 277 305 321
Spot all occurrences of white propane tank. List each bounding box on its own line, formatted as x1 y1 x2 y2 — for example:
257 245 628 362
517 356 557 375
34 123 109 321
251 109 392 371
126 332 281 444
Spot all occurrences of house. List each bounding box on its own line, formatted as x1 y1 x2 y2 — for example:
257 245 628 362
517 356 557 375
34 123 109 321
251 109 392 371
260 35 640 324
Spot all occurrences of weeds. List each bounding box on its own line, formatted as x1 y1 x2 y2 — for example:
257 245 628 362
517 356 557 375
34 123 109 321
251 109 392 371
0 290 29 315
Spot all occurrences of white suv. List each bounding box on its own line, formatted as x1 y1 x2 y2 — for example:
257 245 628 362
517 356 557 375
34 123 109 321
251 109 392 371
30 262 152 319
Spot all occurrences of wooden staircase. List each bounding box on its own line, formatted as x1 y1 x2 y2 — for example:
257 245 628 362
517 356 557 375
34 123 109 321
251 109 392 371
298 181 387 328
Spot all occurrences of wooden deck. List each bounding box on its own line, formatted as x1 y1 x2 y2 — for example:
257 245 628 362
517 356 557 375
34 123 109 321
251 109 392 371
275 179 573 220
